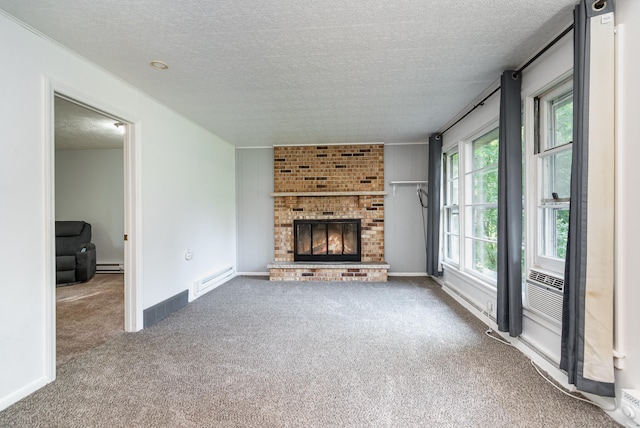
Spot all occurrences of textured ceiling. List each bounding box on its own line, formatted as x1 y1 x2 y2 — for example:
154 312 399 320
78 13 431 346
0 0 576 147
55 97 124 150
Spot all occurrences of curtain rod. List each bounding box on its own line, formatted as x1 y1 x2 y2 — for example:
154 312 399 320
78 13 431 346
436 24 574 139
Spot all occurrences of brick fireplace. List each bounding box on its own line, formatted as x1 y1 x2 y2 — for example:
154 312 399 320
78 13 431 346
268 144 389 281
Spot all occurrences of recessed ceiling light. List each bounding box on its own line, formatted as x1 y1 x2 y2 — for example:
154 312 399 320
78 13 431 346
150 60 169 70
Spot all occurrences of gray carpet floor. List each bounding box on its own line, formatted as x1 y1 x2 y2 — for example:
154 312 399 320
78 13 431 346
0 276 618 427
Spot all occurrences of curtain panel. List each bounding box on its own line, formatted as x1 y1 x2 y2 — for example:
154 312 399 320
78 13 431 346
496 70 523 337
426 134 442 276
560 0 615 397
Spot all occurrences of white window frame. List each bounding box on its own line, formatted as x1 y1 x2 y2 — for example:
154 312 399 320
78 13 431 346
529 78 573 275
463 124 500 285
443 149 460 266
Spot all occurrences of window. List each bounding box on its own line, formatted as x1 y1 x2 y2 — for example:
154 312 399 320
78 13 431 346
534 80 572 272
444 151 460 264
465 128 499 281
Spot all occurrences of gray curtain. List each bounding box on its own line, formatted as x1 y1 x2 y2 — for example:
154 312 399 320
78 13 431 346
426 134 442 276
560 0 615 397
496 70 523 337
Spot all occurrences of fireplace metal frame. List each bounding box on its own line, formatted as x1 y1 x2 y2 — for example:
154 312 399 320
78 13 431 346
293 219 361 262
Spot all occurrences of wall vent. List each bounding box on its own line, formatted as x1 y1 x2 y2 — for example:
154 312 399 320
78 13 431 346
143 290 188 328
525 271 564 324
621 389 640 425
192 266 235 300
528 269 564 291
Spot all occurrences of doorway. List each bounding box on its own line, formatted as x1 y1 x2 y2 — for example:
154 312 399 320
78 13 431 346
54 96 125 365
47 88 140 376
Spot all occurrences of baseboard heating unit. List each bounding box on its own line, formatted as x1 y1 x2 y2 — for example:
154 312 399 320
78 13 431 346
96 263 124 273
192 266 235 300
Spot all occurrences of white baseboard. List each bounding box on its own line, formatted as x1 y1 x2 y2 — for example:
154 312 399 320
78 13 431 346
0 375 48 412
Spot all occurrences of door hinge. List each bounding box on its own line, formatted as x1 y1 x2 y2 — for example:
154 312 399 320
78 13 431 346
124 234 128 241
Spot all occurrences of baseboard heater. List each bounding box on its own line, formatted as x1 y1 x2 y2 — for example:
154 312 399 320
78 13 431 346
192 266 235 300
96 263 124 273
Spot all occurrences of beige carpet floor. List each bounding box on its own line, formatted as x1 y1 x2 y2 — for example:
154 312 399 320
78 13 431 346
56 273 124 367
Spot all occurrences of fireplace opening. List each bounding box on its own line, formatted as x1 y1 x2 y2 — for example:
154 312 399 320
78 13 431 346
294 219 361 262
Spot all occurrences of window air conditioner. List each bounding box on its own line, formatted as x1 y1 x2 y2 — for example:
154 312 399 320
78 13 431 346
524 269 564 324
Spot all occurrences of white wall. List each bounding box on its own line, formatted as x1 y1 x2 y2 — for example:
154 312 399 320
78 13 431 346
55 148 124 265
139 102 236 307
0 12 236 410
384 143 429 273
614 0 640 401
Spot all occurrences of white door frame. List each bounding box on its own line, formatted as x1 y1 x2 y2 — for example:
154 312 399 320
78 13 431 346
44 79 142 381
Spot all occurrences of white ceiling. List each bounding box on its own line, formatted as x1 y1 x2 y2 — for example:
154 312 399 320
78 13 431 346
55 97 124 150
0 0 576 147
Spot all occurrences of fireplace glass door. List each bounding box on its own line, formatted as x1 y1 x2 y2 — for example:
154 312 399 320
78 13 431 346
294 219 361 262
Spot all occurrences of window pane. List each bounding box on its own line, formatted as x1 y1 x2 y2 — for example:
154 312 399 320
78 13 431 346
445 151 460 264
472 168 498 204
555 209 569 259
472 128 499 170
469 207 498 240
449 179 458 205
447 234 460 263
541 207 569 260
541 149 572 200
450 152 459 178
468 238 498 279
549 92 573 149
450 207 459 234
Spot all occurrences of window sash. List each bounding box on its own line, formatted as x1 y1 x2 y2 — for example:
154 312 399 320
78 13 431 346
531 79 573 274
445 232 460 264
539 204 570 260
538 147 571 202
465 237 498 281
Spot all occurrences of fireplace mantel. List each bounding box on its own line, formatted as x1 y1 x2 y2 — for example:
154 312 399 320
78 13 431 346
271 191 387 197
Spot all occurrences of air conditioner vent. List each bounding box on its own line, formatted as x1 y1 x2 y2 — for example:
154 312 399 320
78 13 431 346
621 389 640 425
528 269 564 291
525 281 563 324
